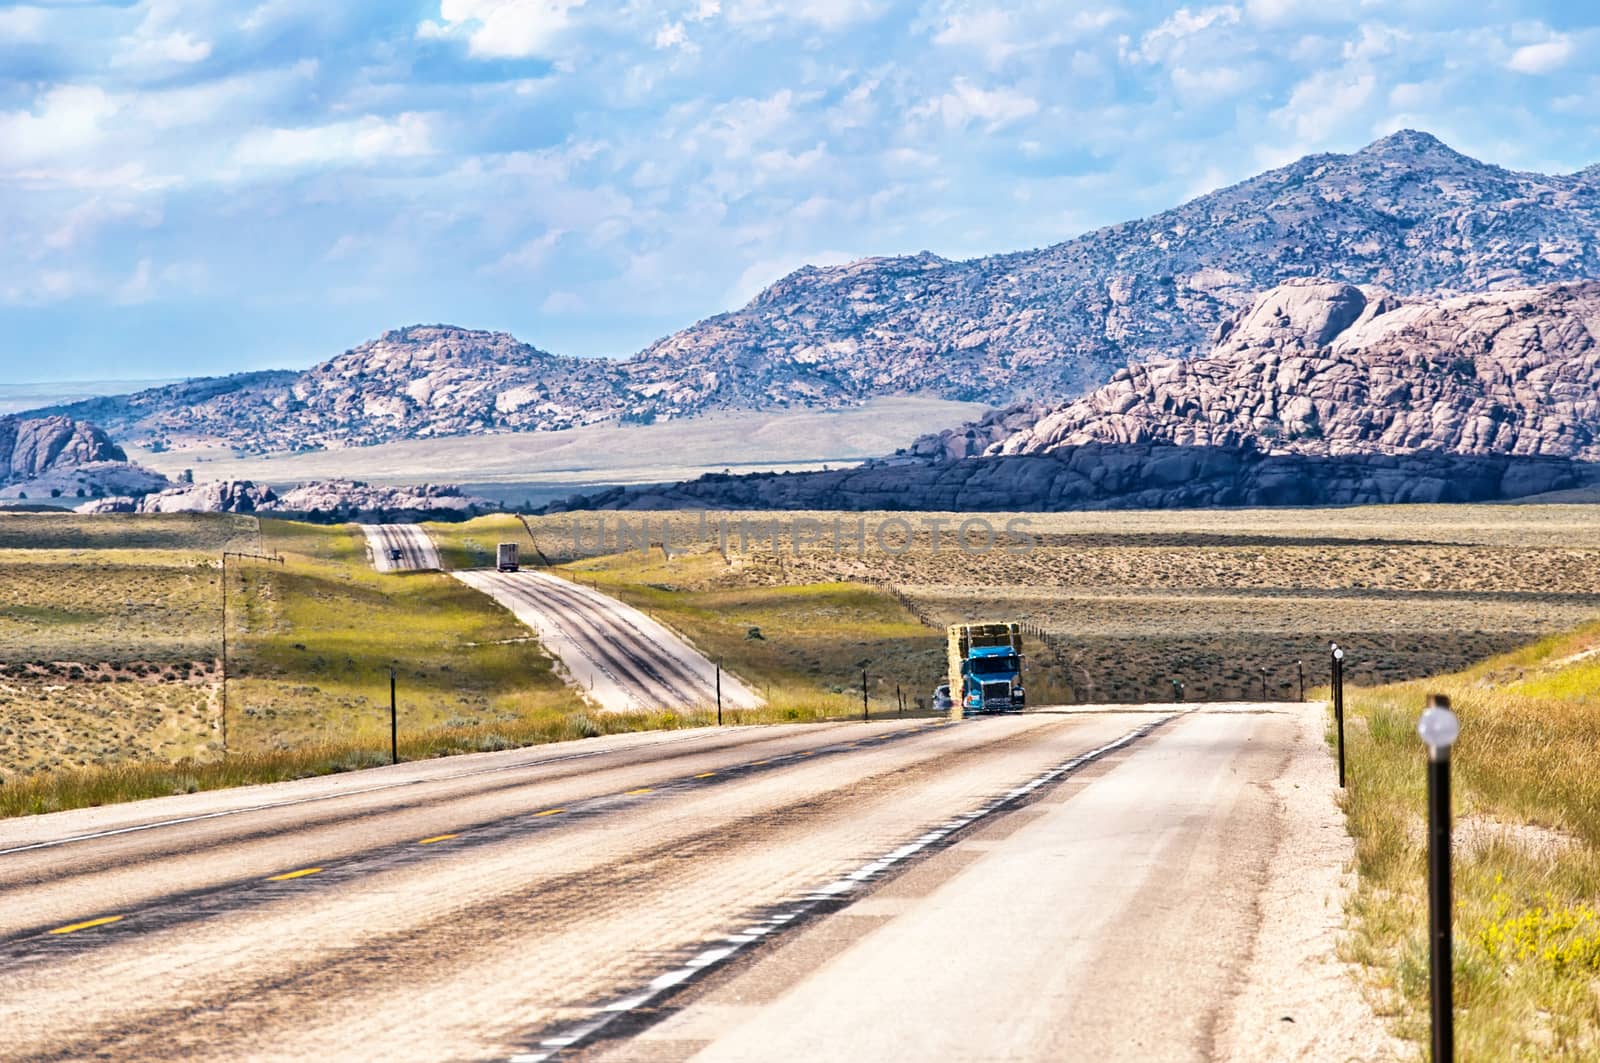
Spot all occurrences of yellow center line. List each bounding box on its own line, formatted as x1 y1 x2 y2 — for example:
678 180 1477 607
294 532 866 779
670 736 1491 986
625 788 653 796
751 760 770 766
267 867 323 881
695 772 717 779
534 808 565 817
418 834 458 845
799 751 814 756
50 915 123 935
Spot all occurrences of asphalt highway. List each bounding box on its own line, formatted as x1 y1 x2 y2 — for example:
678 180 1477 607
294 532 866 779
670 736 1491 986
0 705 1303 1062
360 522 442 573
456 569 762 713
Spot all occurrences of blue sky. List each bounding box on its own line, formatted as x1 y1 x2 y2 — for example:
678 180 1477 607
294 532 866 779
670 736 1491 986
1 0 1597 382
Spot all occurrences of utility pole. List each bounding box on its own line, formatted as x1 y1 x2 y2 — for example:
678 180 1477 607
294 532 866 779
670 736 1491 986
220 550 284 756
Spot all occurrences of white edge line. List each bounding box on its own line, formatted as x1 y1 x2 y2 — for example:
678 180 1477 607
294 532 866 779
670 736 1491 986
511 712 1182 1061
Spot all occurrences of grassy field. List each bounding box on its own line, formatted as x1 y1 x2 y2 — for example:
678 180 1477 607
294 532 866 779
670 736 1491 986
525 505 1600 704
1342 619 1600 1059
0 513 582 788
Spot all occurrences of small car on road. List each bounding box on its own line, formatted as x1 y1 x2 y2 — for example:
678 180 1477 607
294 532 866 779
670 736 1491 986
930 683 953 713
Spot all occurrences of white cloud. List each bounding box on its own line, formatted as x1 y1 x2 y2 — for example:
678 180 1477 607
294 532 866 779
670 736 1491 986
45 199 162 251
115 0 213 68
488 228 565 273
0 6 47 42
0 86 122 168
930 4 1121 66
654 21 688 48
114 257 206 305
914 78 1039 132
1270 66 1376 144
688 0 720 21
1 269 89 306
233 114 435 168
432 0 586 59
541 290 584 313
1131 5 1240 64
1506 37 1573 75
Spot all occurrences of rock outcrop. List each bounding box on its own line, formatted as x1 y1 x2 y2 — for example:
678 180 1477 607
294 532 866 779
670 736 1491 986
541 447 1597 513
33 130 1600 454
0 415 171 503
79 478 493 522
0 415 125 483
988 280 1600 460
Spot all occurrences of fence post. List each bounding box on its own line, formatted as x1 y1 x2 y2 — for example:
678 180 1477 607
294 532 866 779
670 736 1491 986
1419 694 1459 1063
716 662 723 726
389 666 399 766
896 683 903 715
1298 658 1305 702
1332 645 1346 788
1259 667 1268 701
862 668 869 723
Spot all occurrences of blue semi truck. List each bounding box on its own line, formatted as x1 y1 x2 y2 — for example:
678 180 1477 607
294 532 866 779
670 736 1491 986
947 622 1025 714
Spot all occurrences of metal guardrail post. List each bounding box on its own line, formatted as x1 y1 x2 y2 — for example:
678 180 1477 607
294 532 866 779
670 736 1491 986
1331 643 1347 788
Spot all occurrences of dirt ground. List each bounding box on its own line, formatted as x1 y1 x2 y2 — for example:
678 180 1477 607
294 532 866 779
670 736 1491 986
529 504 1600 704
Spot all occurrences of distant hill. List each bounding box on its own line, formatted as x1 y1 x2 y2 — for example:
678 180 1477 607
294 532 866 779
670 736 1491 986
546 278 1600 512
35 130 1600 455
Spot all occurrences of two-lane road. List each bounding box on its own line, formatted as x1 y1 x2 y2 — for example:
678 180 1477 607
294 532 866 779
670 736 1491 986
457 569 762 713
361 523 442 573
0 703 1349 1062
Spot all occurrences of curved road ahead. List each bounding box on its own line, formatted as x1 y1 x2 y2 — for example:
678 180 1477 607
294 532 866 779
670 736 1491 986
0 703 1326 1062
457 569 762 714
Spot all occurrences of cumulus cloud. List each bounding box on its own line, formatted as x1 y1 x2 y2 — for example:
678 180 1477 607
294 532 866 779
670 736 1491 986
431 0 586 59
0 5 47 42
654 21 688 48
232 114 435 168
914 77 1039 131
1130 5 1241 63
1506 36 1573 74
0 86 123 168
1270 66 1376 144
115 0 214 68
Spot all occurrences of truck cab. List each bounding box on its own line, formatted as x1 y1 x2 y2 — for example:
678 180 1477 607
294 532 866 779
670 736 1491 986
948 622 1026 716
960 646 1025 714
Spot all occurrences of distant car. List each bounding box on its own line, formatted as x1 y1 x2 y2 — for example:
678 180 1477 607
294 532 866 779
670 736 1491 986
388 547 404 562
931 684 953 712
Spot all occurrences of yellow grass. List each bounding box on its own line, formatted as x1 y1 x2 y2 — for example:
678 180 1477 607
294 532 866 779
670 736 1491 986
1342 618 1600 1058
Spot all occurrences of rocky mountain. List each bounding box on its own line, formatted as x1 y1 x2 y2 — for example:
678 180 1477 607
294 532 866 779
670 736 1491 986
37 130 1600 455
967 279 1600 461
548 277 1600 512
0 415 168 502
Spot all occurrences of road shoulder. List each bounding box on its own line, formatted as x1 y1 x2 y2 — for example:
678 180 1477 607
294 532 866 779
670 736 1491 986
1215 702 1403 1062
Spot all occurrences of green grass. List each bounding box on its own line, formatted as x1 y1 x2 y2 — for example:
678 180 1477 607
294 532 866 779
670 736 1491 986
0 512 260 552
1342 617 1600 1059
421 513 539 571
558 545 995 713
226 521 580 752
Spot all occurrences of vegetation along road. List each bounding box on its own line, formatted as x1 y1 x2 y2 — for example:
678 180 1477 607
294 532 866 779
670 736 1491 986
0 700 1376 1062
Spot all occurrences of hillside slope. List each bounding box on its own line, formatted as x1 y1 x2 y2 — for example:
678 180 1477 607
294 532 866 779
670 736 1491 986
41 131 1600 455
988 279 1600 461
